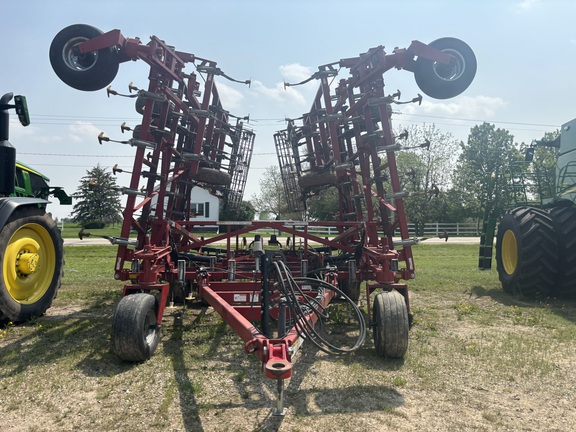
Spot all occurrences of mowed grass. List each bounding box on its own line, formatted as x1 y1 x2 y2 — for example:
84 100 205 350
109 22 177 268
1 244 575 431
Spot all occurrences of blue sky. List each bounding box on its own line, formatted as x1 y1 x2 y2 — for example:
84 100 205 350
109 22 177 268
2 0 575 219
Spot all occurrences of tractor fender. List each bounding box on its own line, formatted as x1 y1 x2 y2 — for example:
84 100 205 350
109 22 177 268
0 197 50 229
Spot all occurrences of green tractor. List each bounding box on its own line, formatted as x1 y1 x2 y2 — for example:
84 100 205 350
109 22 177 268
0 93 71 323
479 118 576 298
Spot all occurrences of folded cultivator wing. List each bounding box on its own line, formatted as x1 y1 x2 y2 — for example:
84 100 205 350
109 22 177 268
50 24 475 414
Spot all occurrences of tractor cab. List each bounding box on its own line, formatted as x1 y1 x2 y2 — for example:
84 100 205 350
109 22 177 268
556 118 576 203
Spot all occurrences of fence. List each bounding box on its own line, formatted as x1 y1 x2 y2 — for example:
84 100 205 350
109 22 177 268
304 222 481 237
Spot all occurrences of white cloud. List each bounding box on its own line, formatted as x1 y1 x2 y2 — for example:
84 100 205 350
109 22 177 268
401 95 507 120
67 122 103 144
250 80 308 105
215 82 244 110
249 63 318 106
515 0 541 12
279 63 314 83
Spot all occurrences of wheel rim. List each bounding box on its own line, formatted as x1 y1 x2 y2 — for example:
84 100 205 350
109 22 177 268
501 230 518 275
143 308 157 345
432 48 465 81
3 223 56 304
61 36 98 71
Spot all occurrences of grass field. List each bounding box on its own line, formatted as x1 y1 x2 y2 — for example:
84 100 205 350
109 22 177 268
1 244 575 431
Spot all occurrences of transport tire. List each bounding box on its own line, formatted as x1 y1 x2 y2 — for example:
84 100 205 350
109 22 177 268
299 172 338 189
0 208 63 323
191 167 232 186
372 290 409 358
112 293 160 362
496 207 558 297
414 38 476 100
50 24 119 91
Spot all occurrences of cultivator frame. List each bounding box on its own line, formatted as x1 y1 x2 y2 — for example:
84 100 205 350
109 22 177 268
50 24 476 413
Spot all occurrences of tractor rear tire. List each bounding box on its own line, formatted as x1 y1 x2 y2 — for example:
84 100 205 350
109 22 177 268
548 204 576 298
0 208 63 323
50 24 119 92
414 38 476 100
496 206 558 297
372 290 409 358
112 293 161 362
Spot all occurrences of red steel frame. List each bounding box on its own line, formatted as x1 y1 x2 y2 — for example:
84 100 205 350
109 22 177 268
71 29 455 412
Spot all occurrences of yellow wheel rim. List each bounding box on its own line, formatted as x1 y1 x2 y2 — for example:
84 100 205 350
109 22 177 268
3 223 56 304
501 230 518 276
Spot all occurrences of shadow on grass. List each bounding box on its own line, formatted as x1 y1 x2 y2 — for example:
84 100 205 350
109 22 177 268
0 302 134 380
157 301 406 432
470 285 576 323
161 307 207 432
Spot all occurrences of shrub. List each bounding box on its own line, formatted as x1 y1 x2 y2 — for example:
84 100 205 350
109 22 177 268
83 221 106 229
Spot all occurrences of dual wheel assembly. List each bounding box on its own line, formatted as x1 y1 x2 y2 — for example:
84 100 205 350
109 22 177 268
496 203 576 298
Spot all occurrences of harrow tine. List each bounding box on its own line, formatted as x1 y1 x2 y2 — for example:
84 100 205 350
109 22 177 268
106 85 138 98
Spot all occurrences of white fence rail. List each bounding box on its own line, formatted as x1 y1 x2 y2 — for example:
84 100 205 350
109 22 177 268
304 222 481 237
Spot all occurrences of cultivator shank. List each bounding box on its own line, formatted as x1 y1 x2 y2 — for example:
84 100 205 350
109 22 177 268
50 24 475 413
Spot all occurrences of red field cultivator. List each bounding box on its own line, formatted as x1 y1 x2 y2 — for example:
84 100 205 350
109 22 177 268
50 24 475 413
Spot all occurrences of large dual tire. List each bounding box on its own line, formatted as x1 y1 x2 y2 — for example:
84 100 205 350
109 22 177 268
372 290 409 358
414 38 476 100
49 24 119 92
0 207 63 323
548 203 576 298
496 206 558 297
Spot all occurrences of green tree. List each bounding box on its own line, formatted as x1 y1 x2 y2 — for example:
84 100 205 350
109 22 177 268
71 164 123 227
452 122 521 222
251 166 302 220
393 124 460 234
218 200 256 233
306 187 339 221
220 200 256 221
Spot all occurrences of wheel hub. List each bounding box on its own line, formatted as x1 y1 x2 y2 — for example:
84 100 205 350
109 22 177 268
434 48 465 81
17 251 40 275
63 37 98 71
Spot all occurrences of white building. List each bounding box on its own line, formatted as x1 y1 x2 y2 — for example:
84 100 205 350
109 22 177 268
189 186 219 223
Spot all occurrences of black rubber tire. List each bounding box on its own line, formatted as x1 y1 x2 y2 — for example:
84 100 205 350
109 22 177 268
49 24 119 92
495 206 558 297
548 203 576 298
191 167 232 185
414 38 476 100
112 293 161 362
299 172 338 189
135 95 174 117
0 207 63 323
339 279 361 303
372 290 409 358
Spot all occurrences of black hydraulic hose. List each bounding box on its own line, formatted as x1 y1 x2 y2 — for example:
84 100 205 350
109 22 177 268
288 273 366 355
273 260 367 355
